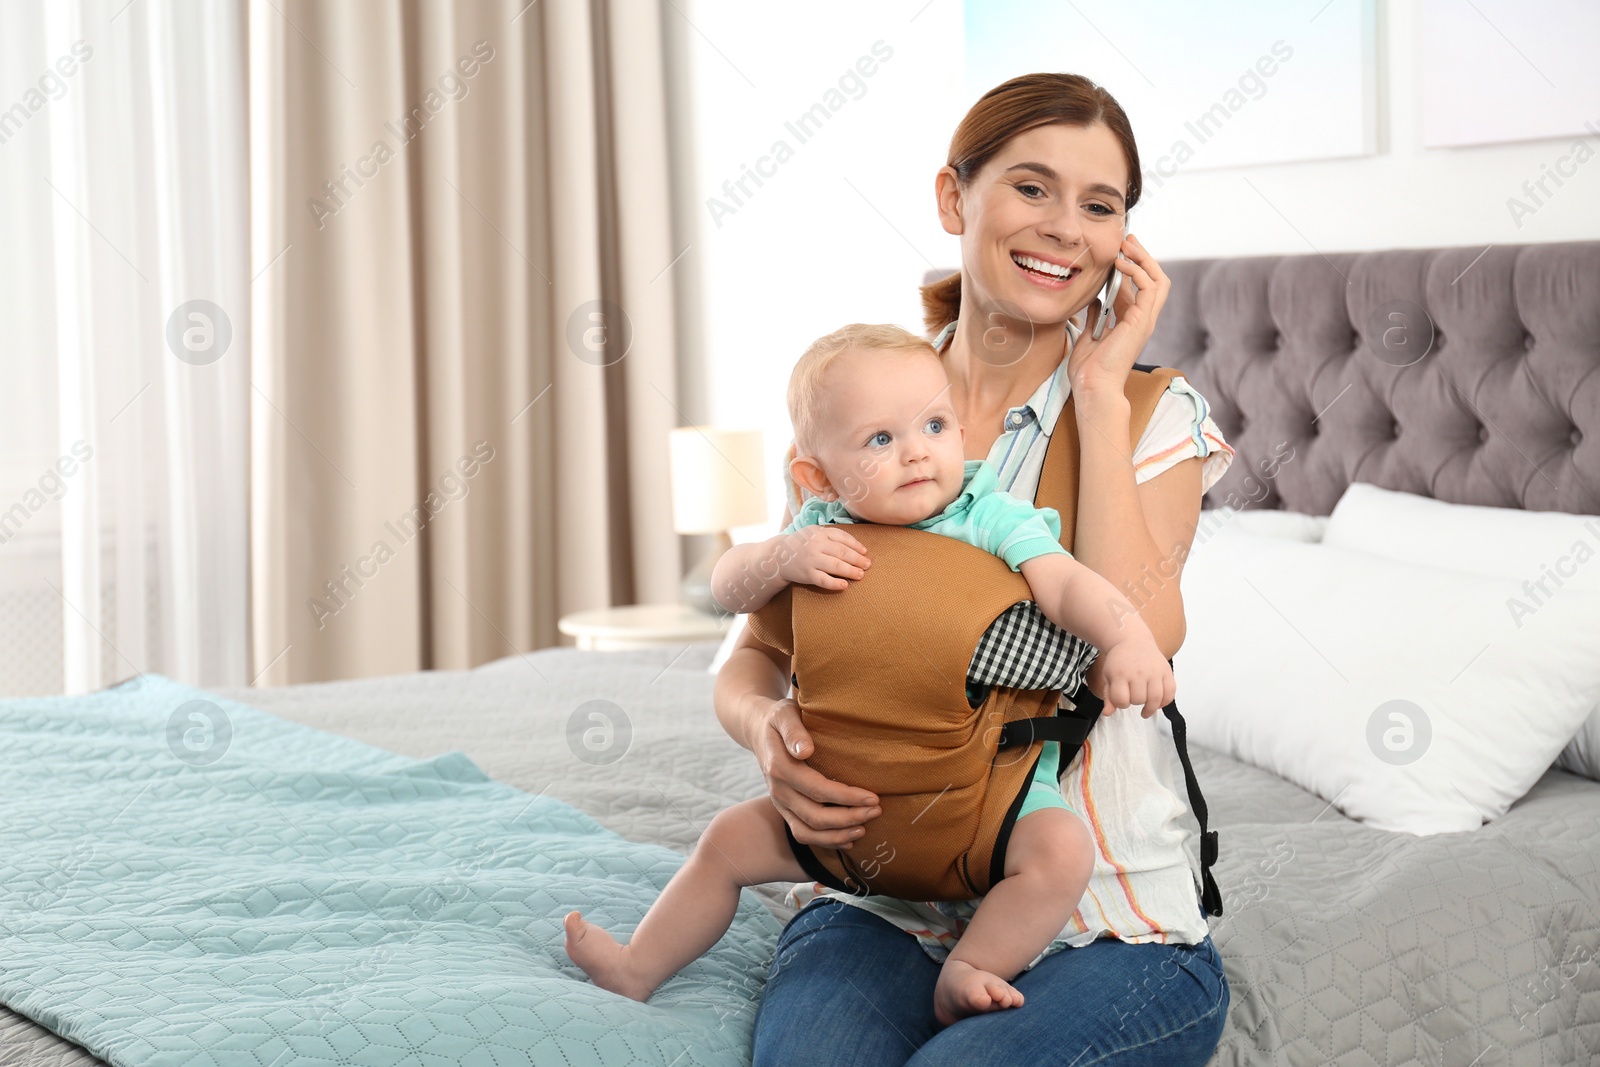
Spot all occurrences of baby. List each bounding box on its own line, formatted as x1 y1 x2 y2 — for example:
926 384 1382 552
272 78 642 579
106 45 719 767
565 323 1175 1027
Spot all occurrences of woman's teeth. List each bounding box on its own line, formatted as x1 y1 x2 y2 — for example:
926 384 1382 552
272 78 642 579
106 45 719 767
1011 253 1075 280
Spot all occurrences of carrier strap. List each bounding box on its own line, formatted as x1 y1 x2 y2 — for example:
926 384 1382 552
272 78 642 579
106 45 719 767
1000 664 1224 919
995 704 1098 750
1162 698 1224 917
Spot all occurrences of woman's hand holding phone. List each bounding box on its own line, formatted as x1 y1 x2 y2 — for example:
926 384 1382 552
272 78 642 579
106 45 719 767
1066 233 1172 400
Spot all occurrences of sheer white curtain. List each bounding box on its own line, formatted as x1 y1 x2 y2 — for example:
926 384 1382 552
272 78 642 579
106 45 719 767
1 0 249 694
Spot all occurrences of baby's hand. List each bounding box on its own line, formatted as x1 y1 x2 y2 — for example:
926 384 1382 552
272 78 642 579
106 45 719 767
775 527 871 591
1093 633 1175 713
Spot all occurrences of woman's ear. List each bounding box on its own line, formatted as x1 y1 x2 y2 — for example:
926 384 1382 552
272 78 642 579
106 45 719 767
934 166 964 237
790 454 838 502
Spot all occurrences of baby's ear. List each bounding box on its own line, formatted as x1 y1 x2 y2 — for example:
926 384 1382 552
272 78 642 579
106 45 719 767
790 453 837 502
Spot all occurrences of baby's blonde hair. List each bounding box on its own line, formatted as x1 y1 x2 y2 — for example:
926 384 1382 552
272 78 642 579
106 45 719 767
788 323 938 454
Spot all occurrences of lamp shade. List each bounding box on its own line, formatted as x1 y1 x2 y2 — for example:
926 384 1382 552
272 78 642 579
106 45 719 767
668 427 768 534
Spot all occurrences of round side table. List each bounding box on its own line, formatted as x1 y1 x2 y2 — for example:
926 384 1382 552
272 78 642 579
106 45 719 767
557 603 731 651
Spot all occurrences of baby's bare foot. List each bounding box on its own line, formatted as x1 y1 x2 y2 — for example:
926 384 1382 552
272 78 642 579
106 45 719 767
933 958 1025 1027
563 911 655 1001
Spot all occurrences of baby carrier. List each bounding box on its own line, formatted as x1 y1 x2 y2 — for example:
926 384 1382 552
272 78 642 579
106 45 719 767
747 365 1223 915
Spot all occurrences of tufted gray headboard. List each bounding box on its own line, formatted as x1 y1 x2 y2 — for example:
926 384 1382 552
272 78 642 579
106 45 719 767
930 242 1600 515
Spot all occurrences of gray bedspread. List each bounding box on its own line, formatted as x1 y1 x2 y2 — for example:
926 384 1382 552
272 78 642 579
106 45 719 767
3 644 1597 1066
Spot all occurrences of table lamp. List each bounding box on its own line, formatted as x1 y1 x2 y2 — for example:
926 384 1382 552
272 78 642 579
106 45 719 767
668 427 768 616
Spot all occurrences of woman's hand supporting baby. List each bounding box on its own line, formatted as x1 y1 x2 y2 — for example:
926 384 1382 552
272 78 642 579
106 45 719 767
1017 554 1175 713
744 692 883 850
711 526 872 614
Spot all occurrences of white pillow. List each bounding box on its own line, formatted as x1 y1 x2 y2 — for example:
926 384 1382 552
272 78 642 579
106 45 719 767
1197 506 1328 545
1323 482 1600 782
1174 530 1600 833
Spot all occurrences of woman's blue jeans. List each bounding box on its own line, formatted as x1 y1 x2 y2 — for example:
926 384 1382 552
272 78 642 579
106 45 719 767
752 898 1229 1066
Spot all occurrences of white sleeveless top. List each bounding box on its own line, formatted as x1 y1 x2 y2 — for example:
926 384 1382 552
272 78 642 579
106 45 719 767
778 318 1236 963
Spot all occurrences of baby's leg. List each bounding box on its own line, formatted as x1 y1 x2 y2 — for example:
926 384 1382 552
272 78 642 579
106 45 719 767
564 796 808 1001
934 806 1094 1027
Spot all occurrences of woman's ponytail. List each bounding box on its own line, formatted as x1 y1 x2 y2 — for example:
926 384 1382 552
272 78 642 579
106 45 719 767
919 270 961 338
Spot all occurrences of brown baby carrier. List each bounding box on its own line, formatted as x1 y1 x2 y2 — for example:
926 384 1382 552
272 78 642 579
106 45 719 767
748 363 1222 914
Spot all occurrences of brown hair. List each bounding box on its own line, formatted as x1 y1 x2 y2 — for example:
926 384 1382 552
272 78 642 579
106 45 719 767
788 323 938 455
919 73 1142 337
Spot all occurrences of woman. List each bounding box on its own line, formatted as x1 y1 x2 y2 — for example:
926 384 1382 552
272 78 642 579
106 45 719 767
713 73 1236 1066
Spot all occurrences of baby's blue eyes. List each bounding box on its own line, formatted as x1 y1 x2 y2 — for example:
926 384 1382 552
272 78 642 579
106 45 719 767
866 419 944 448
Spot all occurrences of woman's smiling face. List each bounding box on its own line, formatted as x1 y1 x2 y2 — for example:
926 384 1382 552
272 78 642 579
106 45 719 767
938 122 1130 328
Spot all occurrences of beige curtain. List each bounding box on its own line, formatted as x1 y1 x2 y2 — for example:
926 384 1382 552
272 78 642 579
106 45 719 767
248 0 684 684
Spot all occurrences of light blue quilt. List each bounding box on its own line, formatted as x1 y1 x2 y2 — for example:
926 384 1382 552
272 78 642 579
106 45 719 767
0 674 780 1067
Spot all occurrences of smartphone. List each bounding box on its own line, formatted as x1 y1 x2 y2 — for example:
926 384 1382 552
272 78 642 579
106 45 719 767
1091 219 1131 341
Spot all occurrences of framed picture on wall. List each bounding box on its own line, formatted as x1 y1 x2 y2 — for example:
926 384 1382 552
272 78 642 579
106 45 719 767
963 0 1378 186
1420 0 1600 149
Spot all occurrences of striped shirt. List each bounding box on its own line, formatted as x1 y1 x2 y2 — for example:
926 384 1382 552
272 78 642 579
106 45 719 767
779 318 1236 964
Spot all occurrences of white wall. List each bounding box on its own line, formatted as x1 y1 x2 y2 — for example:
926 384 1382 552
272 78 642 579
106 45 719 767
1137 1 1600 258
676 0 1600 536
681 0 971 536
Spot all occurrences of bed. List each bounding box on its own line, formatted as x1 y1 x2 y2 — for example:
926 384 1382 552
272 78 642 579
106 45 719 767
3 241 1597 1066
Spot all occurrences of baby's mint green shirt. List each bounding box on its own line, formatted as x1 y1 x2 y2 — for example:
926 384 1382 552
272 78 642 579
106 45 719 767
782 459 1073 572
